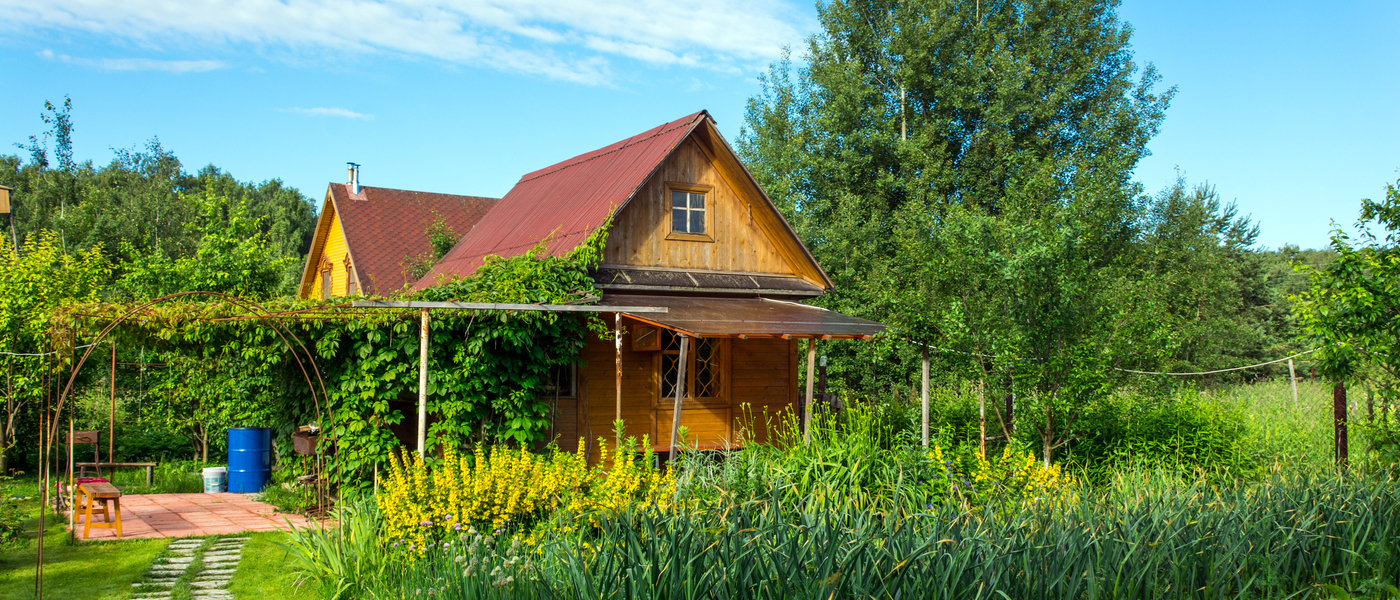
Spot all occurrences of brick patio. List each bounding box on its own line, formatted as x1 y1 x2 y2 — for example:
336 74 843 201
67 492 325 541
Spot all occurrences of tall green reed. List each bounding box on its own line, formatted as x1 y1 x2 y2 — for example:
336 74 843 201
365 467 1399 599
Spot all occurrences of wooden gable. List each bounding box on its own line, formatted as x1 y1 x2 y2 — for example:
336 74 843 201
604 119 827 288
298 188 360 299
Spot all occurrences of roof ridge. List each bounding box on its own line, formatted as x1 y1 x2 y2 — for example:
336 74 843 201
517 113 702 185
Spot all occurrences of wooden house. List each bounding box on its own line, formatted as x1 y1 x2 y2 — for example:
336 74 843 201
417 111 884 456
297 169 497 299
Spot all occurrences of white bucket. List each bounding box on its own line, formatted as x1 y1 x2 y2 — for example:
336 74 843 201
202 466 227 493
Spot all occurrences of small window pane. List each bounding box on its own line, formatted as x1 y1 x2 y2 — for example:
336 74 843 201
690 210 704 234
672 208 687 232
689 192 705 209
671 191 687 208
661 353 679 399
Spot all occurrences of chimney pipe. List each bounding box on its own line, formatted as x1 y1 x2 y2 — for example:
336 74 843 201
347 162 360 194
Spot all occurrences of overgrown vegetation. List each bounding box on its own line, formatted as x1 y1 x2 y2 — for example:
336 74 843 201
3 0 1399 596
279 383 1399 598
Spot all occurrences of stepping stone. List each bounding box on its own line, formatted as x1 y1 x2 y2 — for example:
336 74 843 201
131 595 172 600
203 551 241 557
202 569 236 575
133 580 177 587
193 593 234 600
190 580 231 589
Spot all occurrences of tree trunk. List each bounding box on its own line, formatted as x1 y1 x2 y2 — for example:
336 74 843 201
1334 381 1347 468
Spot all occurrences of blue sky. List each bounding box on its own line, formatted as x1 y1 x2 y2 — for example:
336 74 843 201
2 0 1396 250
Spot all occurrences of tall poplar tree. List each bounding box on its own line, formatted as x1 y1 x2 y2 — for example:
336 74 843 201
738 0 1174 462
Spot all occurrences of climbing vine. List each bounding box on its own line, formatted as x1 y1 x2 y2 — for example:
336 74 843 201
48 225 612 485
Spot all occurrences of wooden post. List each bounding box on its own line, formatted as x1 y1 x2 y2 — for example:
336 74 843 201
920 342 929 448
417 308 429 458
669 336 689 459
615 313 622 439
109 341 116 468
804 338 817 445
1334 381 1348 468
978 380 986 458
1288 358 1299 408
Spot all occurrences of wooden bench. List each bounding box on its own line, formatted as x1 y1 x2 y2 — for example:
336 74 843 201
77 481 123 539
77 462 156 487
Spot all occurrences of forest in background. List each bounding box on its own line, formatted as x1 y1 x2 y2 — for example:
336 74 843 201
0 0 1389 476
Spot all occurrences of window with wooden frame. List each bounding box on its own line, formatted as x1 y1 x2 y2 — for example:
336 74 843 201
320 260 332 299
344 259 358 296
632 324 660 351
658 330 724 402
665 182 714 242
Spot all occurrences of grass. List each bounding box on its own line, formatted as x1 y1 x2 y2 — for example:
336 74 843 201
0 479 168 600
0 470 314 600
1210 378 1369 468
229 532 316 599
99 460 211 495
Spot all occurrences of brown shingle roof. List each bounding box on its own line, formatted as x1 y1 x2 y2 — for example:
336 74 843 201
328 184 497 295
414 111 707 288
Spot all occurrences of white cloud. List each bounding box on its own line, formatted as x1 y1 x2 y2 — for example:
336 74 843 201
3 0 809 85
37 48 226 72
279 107 373 119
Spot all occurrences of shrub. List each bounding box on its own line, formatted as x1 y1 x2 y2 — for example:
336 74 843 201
1056 386 1254 481
927 444 1074 510
378 436 673 551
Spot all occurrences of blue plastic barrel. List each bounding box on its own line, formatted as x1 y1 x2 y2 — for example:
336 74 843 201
227 428 272 493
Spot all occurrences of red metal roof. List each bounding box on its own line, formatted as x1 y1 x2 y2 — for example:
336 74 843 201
415 111 708 288
327 184 497 295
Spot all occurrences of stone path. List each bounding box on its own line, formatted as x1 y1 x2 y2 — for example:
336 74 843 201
130 536 249 600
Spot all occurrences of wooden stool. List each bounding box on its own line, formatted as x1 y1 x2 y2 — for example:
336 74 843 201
77 482 122 539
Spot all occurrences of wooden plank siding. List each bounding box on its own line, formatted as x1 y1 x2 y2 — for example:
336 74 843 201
604 136 794 276
558 328 797 462
309 206 354 299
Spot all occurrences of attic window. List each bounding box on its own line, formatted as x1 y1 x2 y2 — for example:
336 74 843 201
672 191 705 234
345 260 357 296
665 182 714 242
321 262 332 299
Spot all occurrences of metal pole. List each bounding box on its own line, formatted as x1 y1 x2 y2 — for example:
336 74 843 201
35 410 44 600
1288 358 1299 409
417 308 428 458
615 313 622 440
804 339 817 445
68 411 75 543
109 341 116 467
921 343 929 448
669 336 689 460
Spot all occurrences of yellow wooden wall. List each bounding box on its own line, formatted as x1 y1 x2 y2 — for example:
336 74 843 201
307 207 353 299
604 137 794 275
561 328 796 460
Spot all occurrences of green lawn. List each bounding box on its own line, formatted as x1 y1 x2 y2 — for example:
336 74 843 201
1 478 316 600
0 485 168 600
229 532 317 599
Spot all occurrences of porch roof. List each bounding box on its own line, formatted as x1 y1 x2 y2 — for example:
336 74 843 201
601 294 885 339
